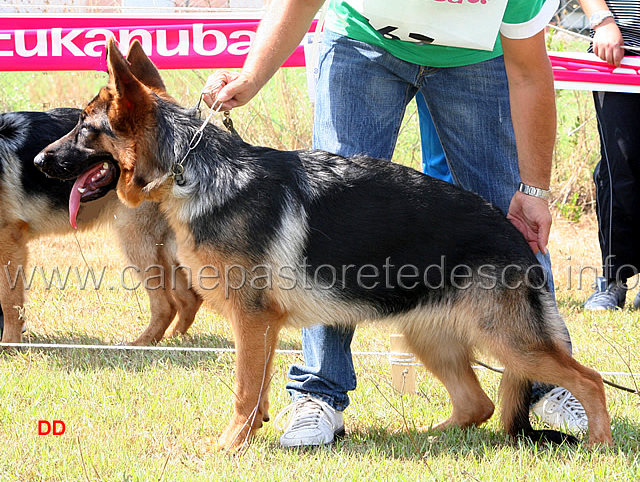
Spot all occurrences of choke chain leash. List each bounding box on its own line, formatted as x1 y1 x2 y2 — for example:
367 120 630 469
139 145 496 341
170 80 240 187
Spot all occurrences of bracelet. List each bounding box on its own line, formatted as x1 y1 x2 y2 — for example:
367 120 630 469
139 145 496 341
518 182 551 201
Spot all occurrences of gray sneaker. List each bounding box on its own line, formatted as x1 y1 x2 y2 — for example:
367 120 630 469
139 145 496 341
531 387 588 433
634 290 640 310
584 277 627 310
275 395 345 447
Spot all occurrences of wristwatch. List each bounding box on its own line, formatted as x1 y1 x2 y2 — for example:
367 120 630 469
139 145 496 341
590 10 614 29
518 182 551 201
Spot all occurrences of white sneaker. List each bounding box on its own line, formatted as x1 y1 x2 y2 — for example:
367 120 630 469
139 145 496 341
531 387 588 433
275 395 345 447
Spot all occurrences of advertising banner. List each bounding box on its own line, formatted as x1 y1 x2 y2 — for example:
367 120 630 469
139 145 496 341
0 16 314 71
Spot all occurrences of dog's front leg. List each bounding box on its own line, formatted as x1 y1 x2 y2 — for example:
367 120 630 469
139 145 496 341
217 308 285 451
0 222 28 344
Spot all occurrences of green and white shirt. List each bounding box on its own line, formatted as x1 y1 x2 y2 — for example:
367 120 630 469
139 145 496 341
325 0 559 67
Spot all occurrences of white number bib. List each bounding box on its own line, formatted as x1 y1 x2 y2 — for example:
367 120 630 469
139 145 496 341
349 0 509 51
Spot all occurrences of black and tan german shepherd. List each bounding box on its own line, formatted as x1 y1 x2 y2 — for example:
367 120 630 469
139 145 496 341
35 39 612 450
0 106 201 345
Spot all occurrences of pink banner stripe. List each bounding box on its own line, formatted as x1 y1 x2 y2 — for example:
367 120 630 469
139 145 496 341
550 53 640 86
0 17 316 71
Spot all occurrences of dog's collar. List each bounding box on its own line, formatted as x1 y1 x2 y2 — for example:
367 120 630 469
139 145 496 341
168 100 240 188
142 107 215 193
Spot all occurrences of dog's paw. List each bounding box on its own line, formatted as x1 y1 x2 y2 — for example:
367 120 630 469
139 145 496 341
215 423 254 453
587 433 614 448
195 434 249 455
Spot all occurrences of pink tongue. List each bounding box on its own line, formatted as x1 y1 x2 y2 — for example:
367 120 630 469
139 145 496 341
69 164 106 229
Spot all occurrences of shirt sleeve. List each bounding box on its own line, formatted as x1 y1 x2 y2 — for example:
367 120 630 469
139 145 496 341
500 0 559 39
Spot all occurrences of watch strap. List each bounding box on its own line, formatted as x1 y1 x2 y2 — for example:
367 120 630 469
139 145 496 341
590 10 614 29
518 182 551 201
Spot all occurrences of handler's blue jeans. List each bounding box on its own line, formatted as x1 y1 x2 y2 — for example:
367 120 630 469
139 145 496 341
286 29 564 410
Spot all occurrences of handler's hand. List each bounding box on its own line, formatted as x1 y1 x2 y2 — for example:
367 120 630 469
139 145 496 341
506 191 552 255
592 19 625 67
201 70 261 111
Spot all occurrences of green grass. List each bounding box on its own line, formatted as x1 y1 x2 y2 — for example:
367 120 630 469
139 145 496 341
2 296 640 481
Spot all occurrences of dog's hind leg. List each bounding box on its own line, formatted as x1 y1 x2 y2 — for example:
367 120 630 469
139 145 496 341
499 368 577 445
164 265 202 338
129 261 178 345
216 305 286 451
0 222 28 344
480 288 612 446
116 214 178 345
499 345 611 447
402 325 495 430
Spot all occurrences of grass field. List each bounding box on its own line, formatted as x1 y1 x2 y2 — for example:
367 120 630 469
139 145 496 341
2 35 640 481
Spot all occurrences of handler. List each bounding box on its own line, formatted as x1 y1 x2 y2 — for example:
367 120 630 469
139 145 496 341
578 0 640 310
203 0 589 446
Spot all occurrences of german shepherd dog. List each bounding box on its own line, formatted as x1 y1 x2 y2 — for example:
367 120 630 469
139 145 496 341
0 106 201 345
35 39 612 450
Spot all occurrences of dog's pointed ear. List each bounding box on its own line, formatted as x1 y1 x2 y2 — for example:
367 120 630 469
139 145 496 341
106 38 148 104
125 40 166 92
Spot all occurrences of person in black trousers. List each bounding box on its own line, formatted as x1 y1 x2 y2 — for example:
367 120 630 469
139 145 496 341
579 0 640 310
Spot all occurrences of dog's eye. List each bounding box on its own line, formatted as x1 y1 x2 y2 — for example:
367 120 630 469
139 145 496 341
80 124 96 137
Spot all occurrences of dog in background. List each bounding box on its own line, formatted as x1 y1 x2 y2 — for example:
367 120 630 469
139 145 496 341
0 106 201 345
36 39 612 450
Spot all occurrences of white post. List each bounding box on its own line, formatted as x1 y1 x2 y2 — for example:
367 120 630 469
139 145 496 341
390 334 416 394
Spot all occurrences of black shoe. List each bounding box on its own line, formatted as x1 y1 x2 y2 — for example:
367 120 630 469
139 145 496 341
634 290 640 310
584 277 627 310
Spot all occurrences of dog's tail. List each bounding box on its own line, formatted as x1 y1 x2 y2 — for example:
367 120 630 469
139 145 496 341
500 370 578 445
